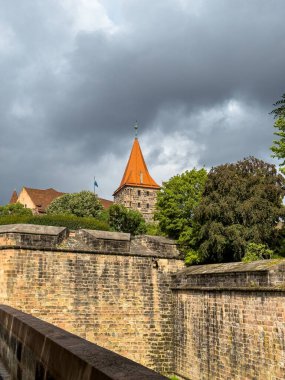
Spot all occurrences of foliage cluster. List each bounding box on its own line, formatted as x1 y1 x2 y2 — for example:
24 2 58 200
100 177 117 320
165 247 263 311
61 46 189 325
1 193 147 235
271 93 285 174
242 243 274 263
0 203 32 216
47 191 103 218
47 191 146 235
108 204 146 235
155 156 285 265
192 157 285 263
0 214 109 231
155 168 207 248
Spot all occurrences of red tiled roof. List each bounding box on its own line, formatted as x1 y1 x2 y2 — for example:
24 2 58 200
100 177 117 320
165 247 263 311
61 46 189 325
113 138 160 195
9 190 18 204
99 198 113 209
24 187 65 211
22 187 112 211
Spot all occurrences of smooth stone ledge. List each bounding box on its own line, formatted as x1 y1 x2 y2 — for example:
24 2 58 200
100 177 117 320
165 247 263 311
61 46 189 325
82 230 131 241
172 286 285 292
0 245 183 260
0 305 167 380
0 224 66 236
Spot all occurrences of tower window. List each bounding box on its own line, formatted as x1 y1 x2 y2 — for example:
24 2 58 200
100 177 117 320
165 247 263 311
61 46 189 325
129 201 132 207
138 202 141 208
147 203 149 209
138 190 141 196
146 191 149 196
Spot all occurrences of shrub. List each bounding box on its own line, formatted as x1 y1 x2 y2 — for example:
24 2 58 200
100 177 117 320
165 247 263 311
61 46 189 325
242 242 274 263
145 222 164 236
47 191 103 218
0 215 31 225
184 249 201 266
0 214 110 231
108 204 146 235
0 203 32 216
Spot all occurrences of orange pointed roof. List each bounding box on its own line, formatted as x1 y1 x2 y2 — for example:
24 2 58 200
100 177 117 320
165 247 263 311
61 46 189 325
113 138 160 195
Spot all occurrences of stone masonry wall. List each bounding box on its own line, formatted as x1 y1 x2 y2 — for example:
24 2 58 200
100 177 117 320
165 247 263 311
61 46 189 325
0 305 167 380
0 246 184 376
114 186 159 222
172 261 285 380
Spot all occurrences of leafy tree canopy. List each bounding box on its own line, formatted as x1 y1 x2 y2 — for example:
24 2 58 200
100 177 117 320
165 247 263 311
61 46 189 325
108 204 146 235
192 157 285 264
0 203 32 216
155 168 207 244
47 191 103 218
271 116 285 174
270 93 285 119
270 93 285 173
242 242 274 263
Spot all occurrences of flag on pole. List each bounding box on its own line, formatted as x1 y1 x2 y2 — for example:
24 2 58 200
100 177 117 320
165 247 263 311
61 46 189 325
94 177 98 194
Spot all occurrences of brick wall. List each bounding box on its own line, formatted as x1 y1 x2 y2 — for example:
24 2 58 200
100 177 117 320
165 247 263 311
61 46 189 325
172 261 285 380
0 244 184 375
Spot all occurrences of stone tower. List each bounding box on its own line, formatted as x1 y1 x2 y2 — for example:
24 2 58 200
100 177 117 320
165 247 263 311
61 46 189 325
113 136 160 222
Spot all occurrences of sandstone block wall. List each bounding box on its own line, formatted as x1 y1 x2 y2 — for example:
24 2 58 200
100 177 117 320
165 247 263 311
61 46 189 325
77 229 131 253
0 229 184 376
172 261 285 380
0 224 67 249
1 225 285 379
114 186 159 222
0 305 167 380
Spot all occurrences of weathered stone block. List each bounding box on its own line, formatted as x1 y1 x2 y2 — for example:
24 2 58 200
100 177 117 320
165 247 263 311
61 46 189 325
77 229 131 253
0 224 67 248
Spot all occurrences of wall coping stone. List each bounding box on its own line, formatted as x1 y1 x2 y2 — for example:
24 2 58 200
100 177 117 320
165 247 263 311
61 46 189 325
172 286 285 292
138 235 177 246
81 229 131 241
174 260 285 275
0 305 167 380
0 246 184 260
0 224 66 236
172 259 285 290
0 225 183 259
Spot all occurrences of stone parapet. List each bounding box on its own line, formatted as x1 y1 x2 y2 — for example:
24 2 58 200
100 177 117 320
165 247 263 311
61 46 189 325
0 224 180 258
132 235 181 258
0 224 67 249
172 259 285 380
77 229 131 253
0 305 167 380
172 259 285 291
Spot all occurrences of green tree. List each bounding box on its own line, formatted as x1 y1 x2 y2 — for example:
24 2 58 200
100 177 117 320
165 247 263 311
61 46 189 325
47 191 103 218
270 93 285 119
192 157 285 264
108 204 146 235
270 93 285 173
242 242 274 263
271 117 285 174
155 168 207 246
0 203 32 216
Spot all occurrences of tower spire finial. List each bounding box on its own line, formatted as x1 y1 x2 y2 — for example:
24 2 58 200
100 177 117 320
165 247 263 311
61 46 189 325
134 121 139 138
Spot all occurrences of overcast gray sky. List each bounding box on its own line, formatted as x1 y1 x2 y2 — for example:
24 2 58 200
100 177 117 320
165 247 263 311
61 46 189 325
0 0 284 204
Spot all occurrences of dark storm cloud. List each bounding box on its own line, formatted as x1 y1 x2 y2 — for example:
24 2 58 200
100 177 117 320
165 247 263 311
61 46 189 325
0 0 284 203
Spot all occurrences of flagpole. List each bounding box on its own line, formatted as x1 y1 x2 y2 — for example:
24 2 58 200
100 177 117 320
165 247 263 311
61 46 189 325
94 176 96 195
